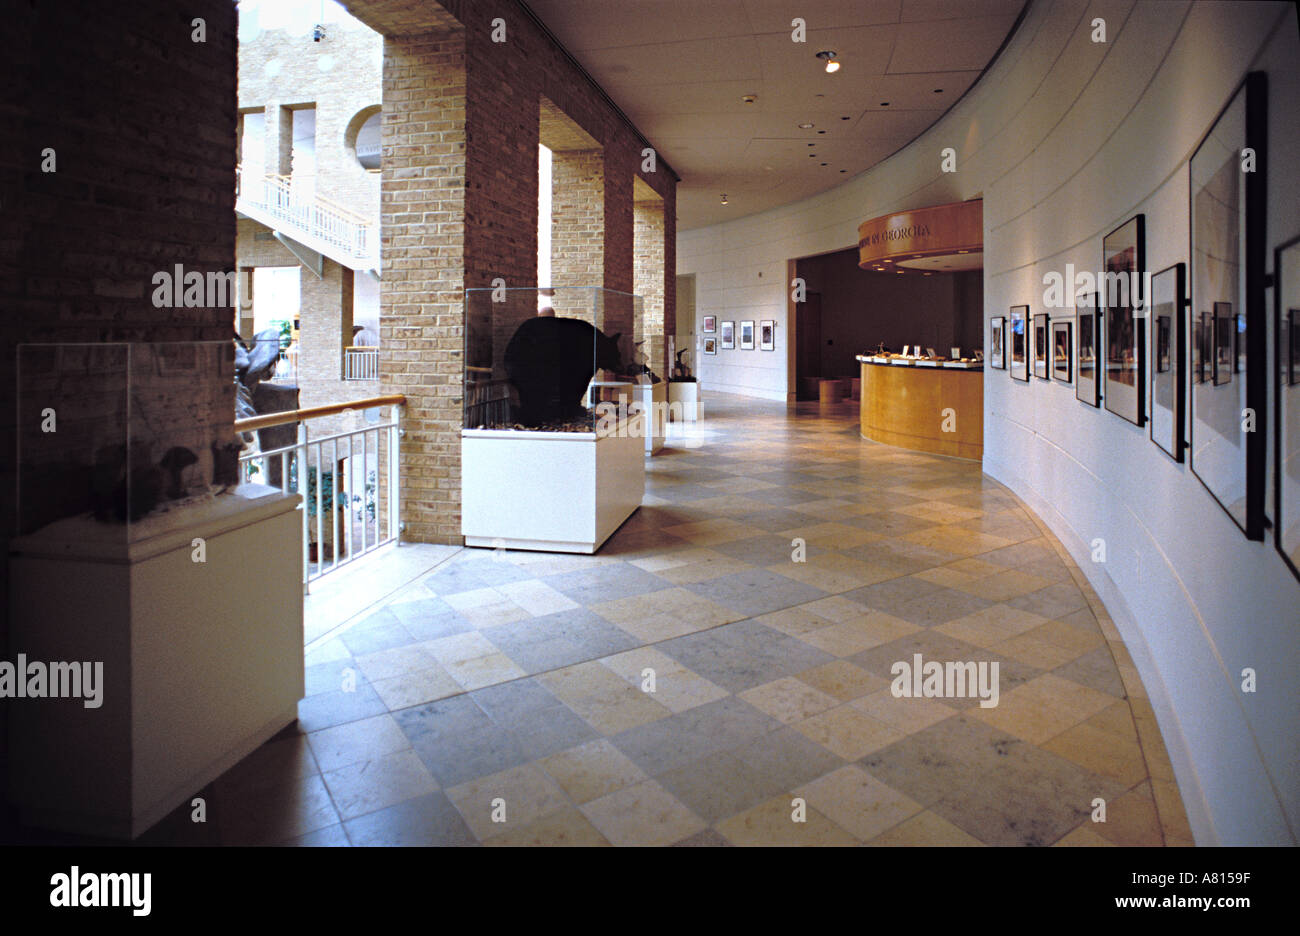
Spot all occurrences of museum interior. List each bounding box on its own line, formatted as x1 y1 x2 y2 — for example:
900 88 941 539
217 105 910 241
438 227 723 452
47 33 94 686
1 0 1297 848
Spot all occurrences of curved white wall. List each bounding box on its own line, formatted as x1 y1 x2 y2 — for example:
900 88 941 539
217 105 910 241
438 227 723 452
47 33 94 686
677 0 1300 844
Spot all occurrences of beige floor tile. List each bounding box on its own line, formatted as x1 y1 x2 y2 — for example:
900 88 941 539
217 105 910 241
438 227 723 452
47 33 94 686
495 579 580 616
902 525 1014 557
993 633 1088 668
788 498 877 520
752 605 839 636
1053 825 1116 846
580 780 706 845
320 749 439 821
567 685 674 735
354 644 440 683
444 653 528 691
421 631 501 665
796 765 924 841
894 501 985 524
912 566 979 589
715 794 858 846
1026 618 1105 653
661 518 764 546
1087 700 1140 742
797 660 891 701
850 689 956 735
954 569 1053 601
776 521 885 550
308 713 412 773
447 763 570 841
1093 782 1164 845
538 739 649 804
798 595 881 624
599 647 729 713
794 705 903 760
369 665 462 710
1042 722 1148 787
768 557 874 594
865 809 983 846
1150 778 1194 841
740 676 841 725
482 806 610 846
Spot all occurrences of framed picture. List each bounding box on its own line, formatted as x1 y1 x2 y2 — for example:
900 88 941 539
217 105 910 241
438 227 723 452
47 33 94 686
703 315 716 333
1052 320 1072 383
1033 313 1049 380
990 316 1006 369
1009 306 1028 382
740 320 755 350
720 321 735 349
1275 234 1300 582
703 336 717 355
1149 263 1186 462
759 320 775 351
1102 214 1146 426
1075 292 1100 406
1190 71 1266 540
1193 311 1210 385
1212 302 1234 386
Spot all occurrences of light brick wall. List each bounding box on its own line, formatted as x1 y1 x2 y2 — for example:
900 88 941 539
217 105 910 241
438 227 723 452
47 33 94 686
550 149 603 320
634 200 666 377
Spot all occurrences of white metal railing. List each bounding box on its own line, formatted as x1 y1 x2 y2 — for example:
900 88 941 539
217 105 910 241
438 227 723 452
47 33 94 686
236 396 403 590
272 346 299 383
344 346 379 381
236 164 373 260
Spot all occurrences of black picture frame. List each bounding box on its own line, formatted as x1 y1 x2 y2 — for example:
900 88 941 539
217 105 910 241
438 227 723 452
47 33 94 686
1033 313 1049 380
1052 320 1072 383
1009 306 1028 382
1274 234 1300 583
990 316 1005 369
720 321 735 349
759 320 775 351
1075 292 1101 406
1102 214 1146 426
1149 262 1186 462
1189 70 1266 541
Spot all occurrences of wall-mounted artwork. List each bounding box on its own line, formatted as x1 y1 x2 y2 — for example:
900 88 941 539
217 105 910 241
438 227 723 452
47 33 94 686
1009 306 1028 382
720 321 735 349
1276 234 1300 582
759 320 775 351
1052 320 1072 383
703 315 716 333
740 320 755 350
703 336 717 355
1149 263 1186 462
1189 71 1266 541
1033 313 1049 380
990 316 1005 369
1103 214 1145 426
1076 292 1101 407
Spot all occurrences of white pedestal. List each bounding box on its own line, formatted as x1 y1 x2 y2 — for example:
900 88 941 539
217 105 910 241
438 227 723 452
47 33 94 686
634 382 668 454
461 413 645 553
668 381 701 421
8 485 304 839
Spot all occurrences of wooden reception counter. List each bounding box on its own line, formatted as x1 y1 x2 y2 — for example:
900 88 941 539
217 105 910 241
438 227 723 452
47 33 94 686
857 356 983 460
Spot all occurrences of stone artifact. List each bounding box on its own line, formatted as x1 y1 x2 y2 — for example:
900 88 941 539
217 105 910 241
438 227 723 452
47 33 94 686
504 316 624 426
160 446 198 499
670 348 695 381
91 441 162 523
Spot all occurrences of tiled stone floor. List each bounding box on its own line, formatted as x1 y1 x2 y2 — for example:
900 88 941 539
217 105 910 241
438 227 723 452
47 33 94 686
147 392 1193 846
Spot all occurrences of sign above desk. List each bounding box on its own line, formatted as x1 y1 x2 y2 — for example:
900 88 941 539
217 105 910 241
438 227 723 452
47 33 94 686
857 199 983 272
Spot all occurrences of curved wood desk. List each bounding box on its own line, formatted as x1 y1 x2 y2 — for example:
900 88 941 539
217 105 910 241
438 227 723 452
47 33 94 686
858 356 983 460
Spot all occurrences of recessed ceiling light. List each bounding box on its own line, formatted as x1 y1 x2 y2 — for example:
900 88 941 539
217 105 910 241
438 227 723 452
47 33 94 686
933 88 944 93
809 153 816 157
840 116 851 121
741 94 757 104
879 102 890 107
807 143 815 146
815 50 840 73
817 130 826 135
958 250 969 254
720 193 728 205
798 122 814 129
839 169 846 173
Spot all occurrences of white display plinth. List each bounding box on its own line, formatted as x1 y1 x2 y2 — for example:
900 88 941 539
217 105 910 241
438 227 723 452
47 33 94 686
667 381 701 421
8 484 304 839
461 412 645 553
634 382 668 454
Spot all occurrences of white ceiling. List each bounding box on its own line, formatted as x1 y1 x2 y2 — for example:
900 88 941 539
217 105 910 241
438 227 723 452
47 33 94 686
526 0 1025 229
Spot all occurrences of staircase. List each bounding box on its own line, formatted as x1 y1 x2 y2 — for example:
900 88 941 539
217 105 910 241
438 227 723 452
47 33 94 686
236 165 378 274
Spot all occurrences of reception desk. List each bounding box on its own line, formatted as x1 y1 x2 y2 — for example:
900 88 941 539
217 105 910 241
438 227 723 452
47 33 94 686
857 355 983 459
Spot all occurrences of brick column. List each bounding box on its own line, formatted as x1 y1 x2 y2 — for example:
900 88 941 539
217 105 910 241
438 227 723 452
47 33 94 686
550 149 603 320
633 198 666 377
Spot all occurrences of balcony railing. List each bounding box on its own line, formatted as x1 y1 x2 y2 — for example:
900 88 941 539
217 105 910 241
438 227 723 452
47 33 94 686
236 164 373 262
235 394 404 590
344 346 379 381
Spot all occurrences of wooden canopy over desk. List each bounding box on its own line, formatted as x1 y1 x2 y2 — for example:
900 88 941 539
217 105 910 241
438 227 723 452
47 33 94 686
858 357 983 459
858 199 982 269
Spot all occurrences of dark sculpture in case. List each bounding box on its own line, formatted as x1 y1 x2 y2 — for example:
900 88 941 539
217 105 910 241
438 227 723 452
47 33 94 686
505 316 625 426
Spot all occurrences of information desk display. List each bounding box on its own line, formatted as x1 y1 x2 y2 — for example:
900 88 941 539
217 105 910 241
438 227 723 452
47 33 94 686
462 288 650 553
857 355 984 459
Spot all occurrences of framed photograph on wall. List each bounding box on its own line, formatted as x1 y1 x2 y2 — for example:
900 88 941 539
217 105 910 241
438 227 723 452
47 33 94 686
759 320 775 351
740 320 755 350
1149 262 1186 462
1009 306 1028 382
1190 70 1266 541
703 336 717 355
1033 313 1049 380
1275 234 1300 583
703 315 716 333
1075 292 1100 406
990 316 1005 369
1102 214 1146 426
720 321 735 349
1052 320 1072 383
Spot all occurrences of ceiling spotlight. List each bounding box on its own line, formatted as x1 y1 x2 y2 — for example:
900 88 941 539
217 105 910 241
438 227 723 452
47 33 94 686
798 122 814 129
741 94 757 105
816 50 840 73
720 194 728 205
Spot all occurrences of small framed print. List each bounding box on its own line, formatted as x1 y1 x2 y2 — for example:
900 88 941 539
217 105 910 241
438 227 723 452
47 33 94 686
1149 262 1186 462
703 315 716 333
990 317 1006 369
1009 306 1028 382
1075 292 1101 406
703 336 717 355
1213 302 1233 386
740 320 755 350
1289 308 1300 386
1052 320 1072 383
759 320 775 351
720 321 735 349
1103 214 1146 426
1033 313 1049 380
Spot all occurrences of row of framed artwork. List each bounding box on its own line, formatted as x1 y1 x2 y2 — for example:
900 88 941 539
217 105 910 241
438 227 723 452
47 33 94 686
701 316 776 354
989 72 1300 585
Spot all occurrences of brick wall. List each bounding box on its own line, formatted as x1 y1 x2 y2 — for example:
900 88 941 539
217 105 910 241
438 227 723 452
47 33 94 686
550 149 603 320
634 199 667 377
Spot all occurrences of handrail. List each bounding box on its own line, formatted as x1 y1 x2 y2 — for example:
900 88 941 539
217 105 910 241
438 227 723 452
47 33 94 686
235 393 405 433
